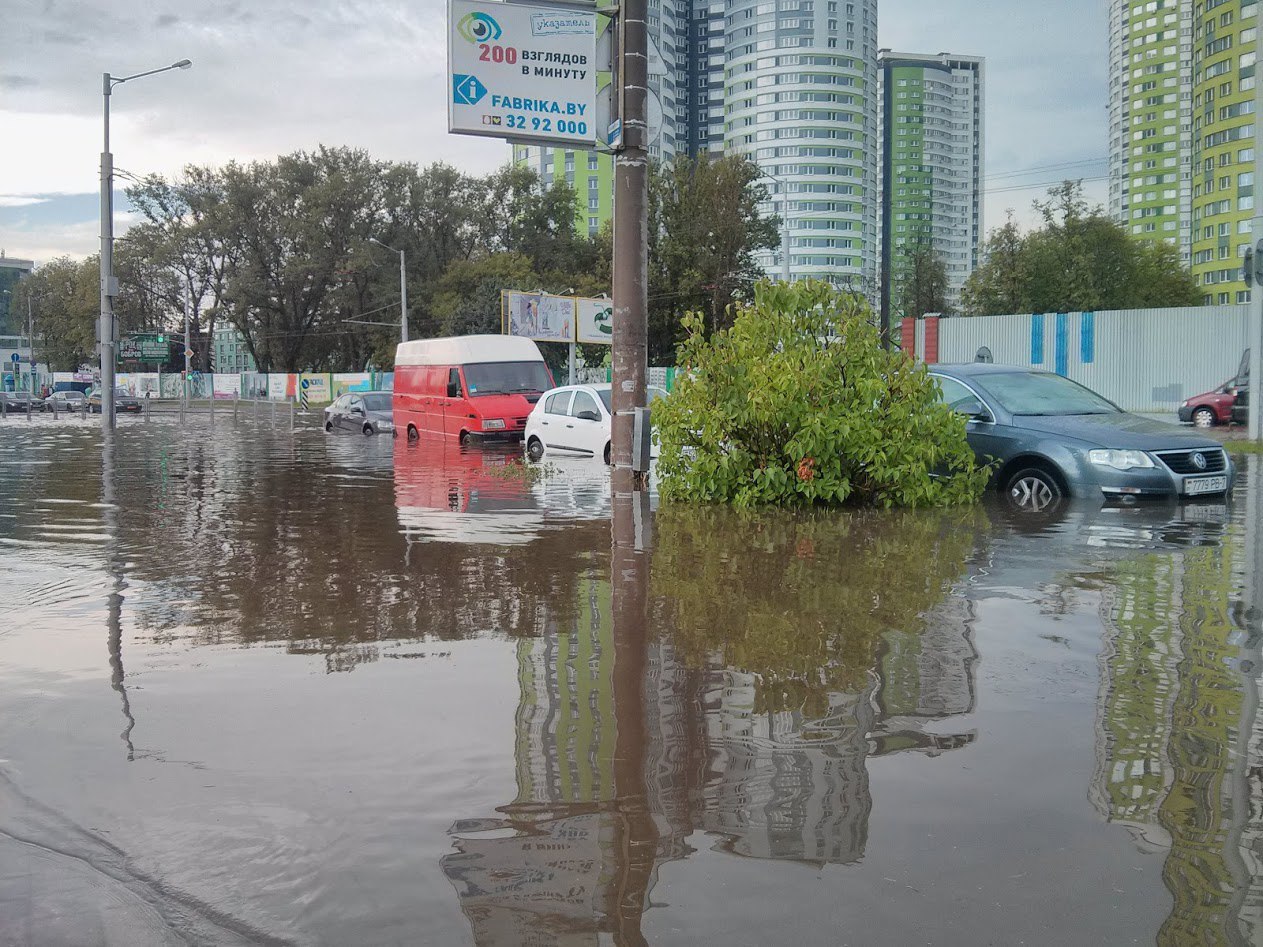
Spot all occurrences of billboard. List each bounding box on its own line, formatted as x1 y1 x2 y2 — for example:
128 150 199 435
448 0 598 148
576 297 613 345
503 291 574 343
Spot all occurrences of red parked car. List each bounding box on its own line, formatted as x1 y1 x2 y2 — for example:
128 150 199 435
1179 349 1249 428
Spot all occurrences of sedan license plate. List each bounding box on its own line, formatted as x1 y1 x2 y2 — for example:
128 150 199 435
1184 475 1227 496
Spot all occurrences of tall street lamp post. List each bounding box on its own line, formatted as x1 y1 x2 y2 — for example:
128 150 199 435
369 238 409 344
100 58 191 430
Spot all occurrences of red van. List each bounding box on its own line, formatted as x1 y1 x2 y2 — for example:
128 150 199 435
393 335 554 442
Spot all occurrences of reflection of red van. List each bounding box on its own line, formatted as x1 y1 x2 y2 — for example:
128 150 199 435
394 335 554 443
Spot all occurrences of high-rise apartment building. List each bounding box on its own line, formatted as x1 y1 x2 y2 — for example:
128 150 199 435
514 0 885 291
878 51 985 321
1108 0 1258 304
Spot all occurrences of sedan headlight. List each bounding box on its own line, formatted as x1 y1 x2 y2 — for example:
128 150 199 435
378 419 394 430
1089 449 1155 470
482 418 506 430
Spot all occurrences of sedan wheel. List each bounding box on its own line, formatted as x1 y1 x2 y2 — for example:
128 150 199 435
526 437 545 462
1192 407 1216 429
325 420 334 432
1004 467 1063 514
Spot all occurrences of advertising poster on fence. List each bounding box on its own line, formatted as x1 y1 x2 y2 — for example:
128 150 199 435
212 374 242 400
504 291 573 343
297 373 331 403
332 373 372 397
576 297 613 345
267 374 293 401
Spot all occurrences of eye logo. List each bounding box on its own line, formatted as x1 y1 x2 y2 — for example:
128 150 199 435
458 12 502 43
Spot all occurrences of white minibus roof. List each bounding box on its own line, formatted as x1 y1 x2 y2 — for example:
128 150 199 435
395 335 544 367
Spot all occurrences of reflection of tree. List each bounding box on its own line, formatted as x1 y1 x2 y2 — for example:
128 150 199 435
651 505 986 714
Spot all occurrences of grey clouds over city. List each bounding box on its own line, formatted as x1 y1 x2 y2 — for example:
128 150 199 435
0 0 1105 259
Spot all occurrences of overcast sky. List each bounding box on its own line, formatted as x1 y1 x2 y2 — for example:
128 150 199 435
0 0 1107 263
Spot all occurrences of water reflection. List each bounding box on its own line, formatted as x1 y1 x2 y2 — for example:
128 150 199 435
2 419 1263 944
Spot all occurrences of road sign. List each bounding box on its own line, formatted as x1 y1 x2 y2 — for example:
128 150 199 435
448 0 598 147
300 377 310 410
117 333 170 363
9 353 18 363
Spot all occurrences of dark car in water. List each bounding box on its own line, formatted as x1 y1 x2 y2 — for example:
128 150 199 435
87 388 143 414
324 391 395 435
1 392 45 413
929 364 1234 512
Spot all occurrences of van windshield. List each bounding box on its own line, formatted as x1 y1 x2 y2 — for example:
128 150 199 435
463 361 552 396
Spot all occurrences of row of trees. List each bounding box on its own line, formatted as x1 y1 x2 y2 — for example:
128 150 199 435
12 147 778 373
895 181 1204 320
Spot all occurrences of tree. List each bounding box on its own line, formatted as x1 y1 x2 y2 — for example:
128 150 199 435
962 181 1201 316
655 279 991 508
894 240 950 319
15 257 99 371
648 155 779 361
431 252 539 337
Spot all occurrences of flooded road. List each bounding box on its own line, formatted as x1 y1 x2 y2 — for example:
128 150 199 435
1 412 1261 945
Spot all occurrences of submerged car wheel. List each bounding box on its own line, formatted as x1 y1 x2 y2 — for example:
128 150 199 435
407 425 419 441
603 442 612 466
526 436 545 462
362 423 374 435
1192 407 1216 429
325 420 334 432
1004 467 1063 514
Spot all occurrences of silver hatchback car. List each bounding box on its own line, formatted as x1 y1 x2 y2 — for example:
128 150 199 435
929 365 1235 512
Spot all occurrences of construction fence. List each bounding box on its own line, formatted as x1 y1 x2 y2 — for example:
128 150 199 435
901 305 1252 413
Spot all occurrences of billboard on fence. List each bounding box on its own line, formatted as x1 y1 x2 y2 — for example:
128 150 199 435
576 297 613 345
267 374 293 401
297 373 332 404
332 373 373 397
212 374 242 400
503 291 574 342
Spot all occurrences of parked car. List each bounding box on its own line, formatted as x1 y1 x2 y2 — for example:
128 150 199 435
524 383 666 464
0 391 44 413
929 364 1235 512
44 390 87 412
393 335 554 443
87 388 143 414
1178 348 1250 427
324 391 395 435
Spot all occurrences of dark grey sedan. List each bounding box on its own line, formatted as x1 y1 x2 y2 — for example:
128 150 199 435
930 365 1235 512
324 391 395 436
0 392 44 414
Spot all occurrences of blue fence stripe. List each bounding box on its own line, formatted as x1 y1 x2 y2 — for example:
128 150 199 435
1030 313 1045 364
1080 311 1095 364
1055 312 1069 376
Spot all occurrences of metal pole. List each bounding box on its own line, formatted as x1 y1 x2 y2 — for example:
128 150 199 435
1252 70 1263 441
100 73 116 430
28 296 35 396
568 341 576 385
399 249 409 344
611 0 649 491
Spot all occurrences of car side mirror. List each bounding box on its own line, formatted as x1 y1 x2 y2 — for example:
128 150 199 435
447 382 460 398
956 398 990 421
576 410 600 422
352 406 365 416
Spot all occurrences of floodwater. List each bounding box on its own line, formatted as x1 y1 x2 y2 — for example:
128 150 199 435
0 411 1261 946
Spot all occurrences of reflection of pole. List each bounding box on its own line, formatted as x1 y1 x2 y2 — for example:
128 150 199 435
610 487 654 946
1226 456 1262 941
611 0 649 492
183 280 191 409
102 429 136 759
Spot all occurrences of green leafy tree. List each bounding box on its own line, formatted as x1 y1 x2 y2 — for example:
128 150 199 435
16 256 99 372
963 181 1201 315
894 240 950 318
648 154 779 362
431 252 539 336
655 279 991 508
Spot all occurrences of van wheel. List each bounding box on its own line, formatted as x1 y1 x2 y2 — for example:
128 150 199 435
459 431 471 445
603 442 612 466
1192 407 1216 428
407 425 419 441
527 437 545 462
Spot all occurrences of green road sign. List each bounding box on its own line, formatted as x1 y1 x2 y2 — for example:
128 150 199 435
118 334 170 363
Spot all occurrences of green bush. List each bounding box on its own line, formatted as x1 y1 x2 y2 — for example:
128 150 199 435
655 279 991 508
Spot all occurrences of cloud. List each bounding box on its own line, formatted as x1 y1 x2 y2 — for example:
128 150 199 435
0 196 50 208
1 0 1110 255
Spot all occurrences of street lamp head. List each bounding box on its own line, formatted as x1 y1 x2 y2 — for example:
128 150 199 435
173 59 193 70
